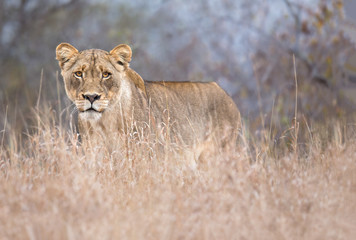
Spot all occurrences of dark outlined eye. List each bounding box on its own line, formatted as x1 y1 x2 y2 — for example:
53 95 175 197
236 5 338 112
102 72 111 79
74 71 83 78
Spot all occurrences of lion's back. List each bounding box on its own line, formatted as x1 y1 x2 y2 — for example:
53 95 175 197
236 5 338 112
144 81 240 145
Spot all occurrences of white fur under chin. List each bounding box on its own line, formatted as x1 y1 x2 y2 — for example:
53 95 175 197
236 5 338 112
79 111 102 122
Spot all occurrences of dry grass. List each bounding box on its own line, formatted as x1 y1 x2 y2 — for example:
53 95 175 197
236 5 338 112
0 106 355 240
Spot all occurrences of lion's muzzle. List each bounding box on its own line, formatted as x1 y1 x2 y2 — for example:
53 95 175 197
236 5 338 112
75 93 109 114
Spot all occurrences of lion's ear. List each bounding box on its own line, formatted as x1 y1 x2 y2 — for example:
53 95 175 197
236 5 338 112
56 43 78 69
109 44 132 65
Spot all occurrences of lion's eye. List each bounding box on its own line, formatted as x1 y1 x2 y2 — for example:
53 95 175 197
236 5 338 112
102 72 111 79
74 71 83 78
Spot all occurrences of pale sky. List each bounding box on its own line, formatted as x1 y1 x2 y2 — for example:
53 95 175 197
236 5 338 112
344 1 356 21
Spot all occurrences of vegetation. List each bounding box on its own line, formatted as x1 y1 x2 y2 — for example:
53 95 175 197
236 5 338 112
0 97 355 239
0 0 355 239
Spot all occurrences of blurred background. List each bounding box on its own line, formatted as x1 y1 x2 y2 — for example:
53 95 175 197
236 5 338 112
1 0 356 136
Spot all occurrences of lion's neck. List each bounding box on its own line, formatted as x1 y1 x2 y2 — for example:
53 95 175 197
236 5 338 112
115 73 133 114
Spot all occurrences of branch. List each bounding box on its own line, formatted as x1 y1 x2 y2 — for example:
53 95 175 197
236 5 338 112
282 0 302 51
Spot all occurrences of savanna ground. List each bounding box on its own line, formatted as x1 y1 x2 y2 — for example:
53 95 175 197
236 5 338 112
0 95 356 240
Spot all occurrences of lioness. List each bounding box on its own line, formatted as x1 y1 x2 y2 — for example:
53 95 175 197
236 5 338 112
56 43 240 163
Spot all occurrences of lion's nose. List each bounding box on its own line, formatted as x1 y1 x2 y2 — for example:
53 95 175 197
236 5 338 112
83 94 101 104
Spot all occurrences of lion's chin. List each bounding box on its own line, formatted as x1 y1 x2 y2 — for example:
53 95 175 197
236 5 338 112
79 110 103 121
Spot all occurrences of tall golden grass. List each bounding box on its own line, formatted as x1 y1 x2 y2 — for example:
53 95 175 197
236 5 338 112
0 102 355 240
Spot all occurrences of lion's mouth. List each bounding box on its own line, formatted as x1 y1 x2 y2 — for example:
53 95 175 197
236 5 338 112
85 107 100 112
75 100 108 114
79 107 103 113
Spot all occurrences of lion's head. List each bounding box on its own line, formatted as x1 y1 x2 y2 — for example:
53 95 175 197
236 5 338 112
56 43 136 120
